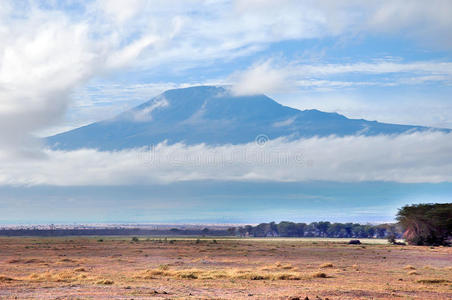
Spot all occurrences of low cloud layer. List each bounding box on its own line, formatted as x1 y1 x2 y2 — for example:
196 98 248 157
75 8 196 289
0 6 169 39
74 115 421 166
1 132 451 186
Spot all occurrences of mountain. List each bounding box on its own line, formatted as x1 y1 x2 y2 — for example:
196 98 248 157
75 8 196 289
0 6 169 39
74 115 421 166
47 86 448 150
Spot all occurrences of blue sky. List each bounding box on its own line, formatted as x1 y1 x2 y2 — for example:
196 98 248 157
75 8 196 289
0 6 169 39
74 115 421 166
3 0 447 135
0 0 451 224
68 32 452 132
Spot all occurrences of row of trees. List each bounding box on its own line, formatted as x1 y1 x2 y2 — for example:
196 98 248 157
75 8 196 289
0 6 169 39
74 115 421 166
228 221 401 238
227 203 451 246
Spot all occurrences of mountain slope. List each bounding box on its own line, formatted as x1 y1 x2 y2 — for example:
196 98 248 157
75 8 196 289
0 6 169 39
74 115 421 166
47 86 447 150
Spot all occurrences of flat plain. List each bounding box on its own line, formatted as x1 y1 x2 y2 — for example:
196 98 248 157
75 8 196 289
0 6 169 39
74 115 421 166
0 237 451 299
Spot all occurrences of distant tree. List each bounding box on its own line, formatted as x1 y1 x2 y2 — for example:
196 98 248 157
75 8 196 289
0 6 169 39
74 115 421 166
375 225 387 238
277 221 300 237
227 227 236 236
244 225 253 236
310 222 320 236
237 227 247 237
397 203 452 246
295 223 307 237
252 223 268 237
269 222 278 236
316 221 331 237
304 223 316 236
352 223 366 237
327 223 346 238
343 223 354 238
364 225 374 238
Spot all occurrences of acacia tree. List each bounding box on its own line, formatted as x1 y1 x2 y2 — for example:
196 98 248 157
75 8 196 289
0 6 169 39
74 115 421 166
396 203 452 245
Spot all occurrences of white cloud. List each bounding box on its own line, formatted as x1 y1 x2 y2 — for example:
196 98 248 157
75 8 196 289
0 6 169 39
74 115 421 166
367 0 452 48
232 0 452 49
230 60 291 95
0 10 94 155
293 61 452 77
0 1 175 154
132 97 169 121
273 117 296 128
94 0 146 23
104 34 162 69
1 132 451 186
230 59 452 95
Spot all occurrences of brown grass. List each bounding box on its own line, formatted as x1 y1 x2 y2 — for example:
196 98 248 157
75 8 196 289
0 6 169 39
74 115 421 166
135 267 326 281
311 272 328 278
260 262 297 271
404 265 416 270
417 279 450 284
0 275 16 282
0 237 451 299
96 279 114 285
28 270 88 283
59 258 76 263
74 267 87 272
8 258 43 264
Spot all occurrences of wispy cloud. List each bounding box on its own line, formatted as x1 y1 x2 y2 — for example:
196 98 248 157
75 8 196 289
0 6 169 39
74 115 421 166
231 59 452 95
131 97 169 122
293 61 452 77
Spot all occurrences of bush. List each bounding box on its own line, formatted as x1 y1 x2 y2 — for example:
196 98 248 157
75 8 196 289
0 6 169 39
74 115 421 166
387 234 396 244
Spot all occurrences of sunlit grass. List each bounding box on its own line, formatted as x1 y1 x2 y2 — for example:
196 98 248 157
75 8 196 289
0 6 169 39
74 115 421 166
134 267 329 281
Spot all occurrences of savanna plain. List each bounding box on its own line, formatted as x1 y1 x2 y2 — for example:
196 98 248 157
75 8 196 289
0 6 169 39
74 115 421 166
0 237 451 299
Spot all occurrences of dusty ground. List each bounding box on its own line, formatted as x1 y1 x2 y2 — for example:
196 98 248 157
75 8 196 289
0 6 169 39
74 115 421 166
0 237 451 299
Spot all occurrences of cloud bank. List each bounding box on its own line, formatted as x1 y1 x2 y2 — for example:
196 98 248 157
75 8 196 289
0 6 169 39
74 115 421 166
1 132 451 186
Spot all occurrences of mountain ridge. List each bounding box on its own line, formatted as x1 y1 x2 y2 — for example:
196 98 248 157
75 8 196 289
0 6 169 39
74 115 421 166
46 86 449 150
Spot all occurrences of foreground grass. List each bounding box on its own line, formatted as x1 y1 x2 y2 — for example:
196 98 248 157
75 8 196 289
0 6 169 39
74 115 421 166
0 236 451 299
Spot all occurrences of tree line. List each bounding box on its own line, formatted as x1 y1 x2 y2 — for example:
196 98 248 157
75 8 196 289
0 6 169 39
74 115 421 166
228 203 451 246
228 221 402 238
